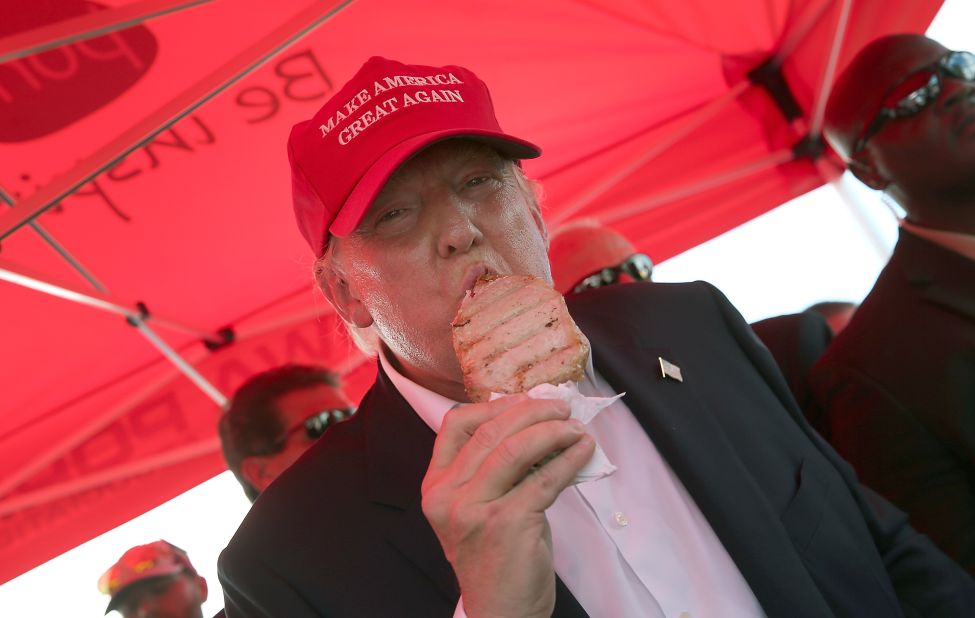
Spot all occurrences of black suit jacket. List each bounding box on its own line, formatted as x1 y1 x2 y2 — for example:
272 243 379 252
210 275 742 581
220 281 973 617
811 229 975 575
750 310 834 427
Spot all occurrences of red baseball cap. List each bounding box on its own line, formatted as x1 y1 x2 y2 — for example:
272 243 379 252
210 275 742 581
97 540 196 614
288 56 541 256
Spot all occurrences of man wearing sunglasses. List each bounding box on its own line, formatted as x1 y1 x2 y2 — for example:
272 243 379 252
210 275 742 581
812 34 975 575
219 56 975 618
218 364 356 502
548 220 654 296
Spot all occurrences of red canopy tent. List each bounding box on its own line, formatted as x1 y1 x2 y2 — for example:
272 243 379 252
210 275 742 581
0 0 942 583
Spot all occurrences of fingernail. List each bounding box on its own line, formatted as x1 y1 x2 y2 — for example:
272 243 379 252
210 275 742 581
568 419 585 433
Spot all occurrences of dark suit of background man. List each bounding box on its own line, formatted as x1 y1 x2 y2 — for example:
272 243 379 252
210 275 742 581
811 34 975 576
218 56 974 617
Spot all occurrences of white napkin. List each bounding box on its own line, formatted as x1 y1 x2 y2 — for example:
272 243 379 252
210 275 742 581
490 382 622 484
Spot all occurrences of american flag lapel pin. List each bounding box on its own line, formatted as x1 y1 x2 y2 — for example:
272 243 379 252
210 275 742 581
658 357 683 382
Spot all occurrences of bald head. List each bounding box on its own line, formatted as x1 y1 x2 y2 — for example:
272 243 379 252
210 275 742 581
825 34 948 160
548 221 638 294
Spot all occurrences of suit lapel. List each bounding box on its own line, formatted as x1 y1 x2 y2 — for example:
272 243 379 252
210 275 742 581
571 293 832 618
364 364 589 617
898 230 975 323
364 366 460 602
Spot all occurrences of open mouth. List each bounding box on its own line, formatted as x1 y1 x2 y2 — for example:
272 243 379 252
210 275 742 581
460 263 495 295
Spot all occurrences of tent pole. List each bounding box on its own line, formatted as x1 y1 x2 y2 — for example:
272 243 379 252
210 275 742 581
0 0 355 242
546 79 751 227
774 0 835 62
0 258 224 342
0 0 213 63
128 319 227 406
0 259 227 405
18 223 108 291
598 148 796 225
1 186 108 292
809 0 854 136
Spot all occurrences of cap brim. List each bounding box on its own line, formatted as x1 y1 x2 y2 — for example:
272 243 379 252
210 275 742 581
103 572 181 614
329 129 541 238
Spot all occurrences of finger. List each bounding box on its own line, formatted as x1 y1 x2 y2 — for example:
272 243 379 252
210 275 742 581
446 398 571 485
428 394 529 471
506 432 595 512
465 418 588 502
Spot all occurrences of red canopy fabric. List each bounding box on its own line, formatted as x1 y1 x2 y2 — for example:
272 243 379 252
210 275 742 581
0 0 942 583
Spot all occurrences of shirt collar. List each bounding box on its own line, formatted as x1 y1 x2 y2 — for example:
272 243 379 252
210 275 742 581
379 346 460 434
900 219 975 262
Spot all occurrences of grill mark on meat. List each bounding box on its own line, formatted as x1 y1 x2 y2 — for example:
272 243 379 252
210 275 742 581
453 279 548 335
517 344 588 392
452 274 590 402
453 286 553 349
452 275 525 325
463 299 562 364
466 323 576 391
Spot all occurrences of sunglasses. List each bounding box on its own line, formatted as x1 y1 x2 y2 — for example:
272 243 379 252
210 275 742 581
279 407 357 445
852 50 975 155
571 253 653 294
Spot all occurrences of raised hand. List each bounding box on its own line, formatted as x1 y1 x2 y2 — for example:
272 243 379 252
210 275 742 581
421 395 595 618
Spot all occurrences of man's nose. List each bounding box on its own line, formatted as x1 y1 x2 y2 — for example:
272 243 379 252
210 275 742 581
436 200 483 258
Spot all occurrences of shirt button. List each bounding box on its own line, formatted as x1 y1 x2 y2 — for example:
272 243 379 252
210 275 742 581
613 511 629 527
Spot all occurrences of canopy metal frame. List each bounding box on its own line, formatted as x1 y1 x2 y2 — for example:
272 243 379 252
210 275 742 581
0 0 214 64
0 0 867 510
0 0 356 505
545 0 854 230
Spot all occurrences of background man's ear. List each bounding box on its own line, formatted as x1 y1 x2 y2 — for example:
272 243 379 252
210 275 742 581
848 153 890 190
196 575 208 603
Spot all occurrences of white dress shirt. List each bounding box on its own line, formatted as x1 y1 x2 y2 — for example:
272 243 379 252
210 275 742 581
380 349 766 618
900 219 975 262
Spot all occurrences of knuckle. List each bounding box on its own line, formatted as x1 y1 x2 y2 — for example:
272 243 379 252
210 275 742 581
494 438 522 467
530 462 560 492
472 421 501 450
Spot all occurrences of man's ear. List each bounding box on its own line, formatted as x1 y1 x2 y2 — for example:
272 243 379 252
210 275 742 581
240 456 268 493
318 253 374 329
195 575 208 603
848 152 890 190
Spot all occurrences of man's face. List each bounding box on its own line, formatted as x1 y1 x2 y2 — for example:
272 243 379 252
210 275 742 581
849 38 975 198
328 140 551 397
257 383 353 489
114 573 205 618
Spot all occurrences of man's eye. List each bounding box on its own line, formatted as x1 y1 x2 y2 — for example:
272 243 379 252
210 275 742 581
465 175 491 188
376 208 404 225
